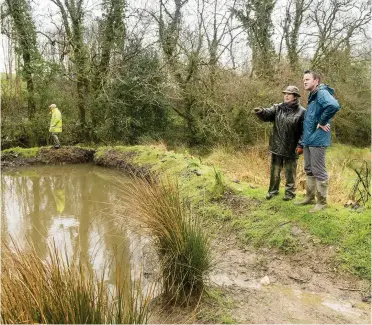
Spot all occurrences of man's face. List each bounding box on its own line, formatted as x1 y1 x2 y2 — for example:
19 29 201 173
283 93 295 103
303 73 319 92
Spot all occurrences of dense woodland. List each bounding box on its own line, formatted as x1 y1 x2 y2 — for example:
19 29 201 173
1 0 370 150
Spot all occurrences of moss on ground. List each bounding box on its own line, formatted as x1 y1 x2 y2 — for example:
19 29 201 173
2 147 40 158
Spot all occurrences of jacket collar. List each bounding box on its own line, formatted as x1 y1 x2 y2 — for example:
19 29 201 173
308 86 319 103
280 99 299 110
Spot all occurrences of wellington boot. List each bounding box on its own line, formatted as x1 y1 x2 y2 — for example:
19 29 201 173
294 176 316 205
309 179 328 213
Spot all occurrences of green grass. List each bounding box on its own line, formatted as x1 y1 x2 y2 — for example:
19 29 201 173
327 143 370 162
211 167 228 199
2 145 93 159
200 203 234 222
229 186 371 278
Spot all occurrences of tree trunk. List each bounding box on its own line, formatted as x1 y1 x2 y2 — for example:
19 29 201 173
6 0 39 118
23 51 36 118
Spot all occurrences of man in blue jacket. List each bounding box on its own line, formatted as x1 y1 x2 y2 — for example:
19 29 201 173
294 70 340 212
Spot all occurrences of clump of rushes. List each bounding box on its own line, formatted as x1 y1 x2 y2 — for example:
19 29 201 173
120 176 213 305
1 239 153 324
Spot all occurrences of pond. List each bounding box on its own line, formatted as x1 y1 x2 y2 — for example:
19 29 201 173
1 164 156 286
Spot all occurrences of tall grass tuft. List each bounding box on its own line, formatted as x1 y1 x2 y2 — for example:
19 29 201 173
1 239 153 324
119 176 213 305
212 166 227 199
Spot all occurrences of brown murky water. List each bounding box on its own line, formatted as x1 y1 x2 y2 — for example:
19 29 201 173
1 164 155 285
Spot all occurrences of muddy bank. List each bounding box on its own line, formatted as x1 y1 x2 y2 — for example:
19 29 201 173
1 146 95 169
94 147 154 179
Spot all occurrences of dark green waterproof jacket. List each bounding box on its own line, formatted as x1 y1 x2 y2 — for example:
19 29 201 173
256 100 305 159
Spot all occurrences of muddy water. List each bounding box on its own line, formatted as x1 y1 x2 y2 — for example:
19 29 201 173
1 164 155 285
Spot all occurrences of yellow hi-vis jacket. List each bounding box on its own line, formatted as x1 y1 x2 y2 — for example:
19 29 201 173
49 107 62 133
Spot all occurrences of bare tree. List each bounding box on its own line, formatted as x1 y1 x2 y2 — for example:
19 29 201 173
282 0 312 71
36 13 70 67
90 0 126 127
232 0 276 78
156 0 205 145
92 0 126 92
4 0 39 118
50 0 89 130
201 0 241 90
158 0 188 82
309 0 370 69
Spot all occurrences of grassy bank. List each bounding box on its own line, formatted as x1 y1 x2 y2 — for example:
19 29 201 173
94 144 371 279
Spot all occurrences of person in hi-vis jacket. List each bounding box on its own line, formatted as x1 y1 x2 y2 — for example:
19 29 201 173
49 104 62 149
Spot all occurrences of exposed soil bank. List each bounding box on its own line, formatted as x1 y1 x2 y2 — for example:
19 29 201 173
1 146 95 169
93 147 154 179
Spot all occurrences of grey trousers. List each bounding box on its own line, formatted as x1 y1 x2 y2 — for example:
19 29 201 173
303 146 328 181
51 133 60 146
268 154 297 197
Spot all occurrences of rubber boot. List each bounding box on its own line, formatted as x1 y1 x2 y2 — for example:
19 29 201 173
294 176 316 205
309 179 328 213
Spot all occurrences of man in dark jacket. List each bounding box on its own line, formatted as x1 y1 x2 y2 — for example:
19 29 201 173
294 70 340 213
253 86 305 201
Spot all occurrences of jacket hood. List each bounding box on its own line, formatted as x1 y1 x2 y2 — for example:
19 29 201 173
50 107 59 115
318 84 335 95
309 84 335 102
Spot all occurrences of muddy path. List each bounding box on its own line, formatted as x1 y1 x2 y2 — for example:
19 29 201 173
209 229 371 324
148 222 370 324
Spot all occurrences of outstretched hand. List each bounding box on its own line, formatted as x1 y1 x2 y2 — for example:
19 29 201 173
252 107 263 114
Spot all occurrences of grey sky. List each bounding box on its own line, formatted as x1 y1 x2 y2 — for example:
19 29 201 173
1 0 370 73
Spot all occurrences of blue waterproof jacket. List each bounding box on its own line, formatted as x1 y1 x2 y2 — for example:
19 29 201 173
302 84 340 147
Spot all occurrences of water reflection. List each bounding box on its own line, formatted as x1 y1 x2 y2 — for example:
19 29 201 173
1 164 154 286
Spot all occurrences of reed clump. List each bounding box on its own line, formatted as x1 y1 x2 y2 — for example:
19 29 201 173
120 176 213 305
1 239 153 324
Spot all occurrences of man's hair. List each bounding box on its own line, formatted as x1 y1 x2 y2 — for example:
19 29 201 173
304 70 321 82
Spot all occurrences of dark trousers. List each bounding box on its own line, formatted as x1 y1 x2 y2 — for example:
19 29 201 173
268 154 297 197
